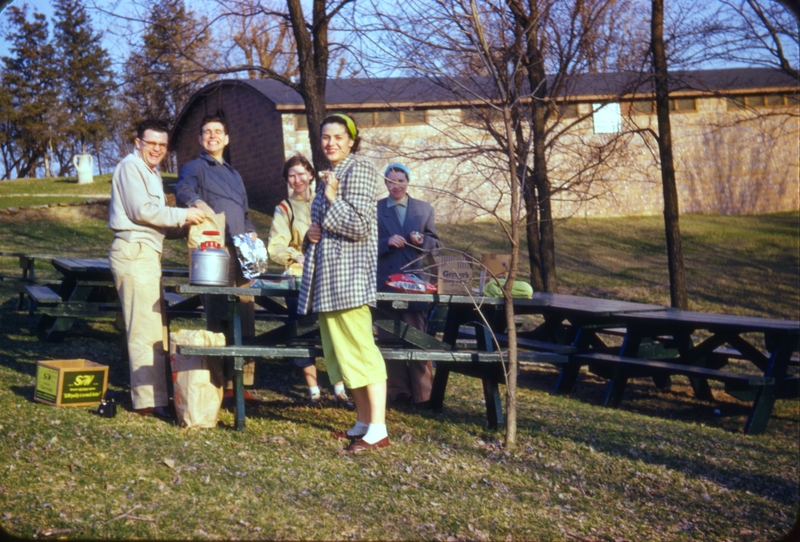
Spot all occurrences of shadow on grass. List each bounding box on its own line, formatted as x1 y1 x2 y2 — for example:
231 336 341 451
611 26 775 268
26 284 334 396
512 365 799 507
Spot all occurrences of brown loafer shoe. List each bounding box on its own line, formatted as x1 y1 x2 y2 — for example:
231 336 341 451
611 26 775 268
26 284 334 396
223 389 261 406
330 429 366 441
346 437 390 453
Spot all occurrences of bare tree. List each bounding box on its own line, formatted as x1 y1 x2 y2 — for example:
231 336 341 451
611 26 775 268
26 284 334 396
352 0 649 447
217 0 298 80
651 0 688 310
704 0 799 79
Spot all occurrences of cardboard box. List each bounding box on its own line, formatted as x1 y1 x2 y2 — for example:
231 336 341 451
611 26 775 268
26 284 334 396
436 255 473 295
480 253 511 290
35 359 109 407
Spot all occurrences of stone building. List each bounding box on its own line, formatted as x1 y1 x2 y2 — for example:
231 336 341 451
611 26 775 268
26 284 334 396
171 68 799 221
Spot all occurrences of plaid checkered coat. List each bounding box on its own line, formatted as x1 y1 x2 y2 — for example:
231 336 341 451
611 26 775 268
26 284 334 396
297 155 379 315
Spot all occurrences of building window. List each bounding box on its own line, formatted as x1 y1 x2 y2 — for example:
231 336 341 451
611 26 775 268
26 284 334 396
670 98 697 112
461 107 502 124
631 100 654 115
727 96 746 110
727 93 798 110
592 102 621 134
559 103 580 118
295 110 427 130
351 112 375 127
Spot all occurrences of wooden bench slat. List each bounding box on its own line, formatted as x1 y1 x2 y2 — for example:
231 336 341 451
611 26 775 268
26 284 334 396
24 285 62 305
575 352 774 386
176 345 568 365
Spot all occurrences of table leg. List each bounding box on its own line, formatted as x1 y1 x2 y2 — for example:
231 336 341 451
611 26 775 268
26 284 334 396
233 355 246 431
429 363 450 411
602 330 643 407
745 337 795 434
482 364 504 430
18 256 34 313
670 332 716 401
553 324 599 395
228 297 246 431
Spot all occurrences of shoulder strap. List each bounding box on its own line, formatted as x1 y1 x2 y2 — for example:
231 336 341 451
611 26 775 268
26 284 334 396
285 199 295 232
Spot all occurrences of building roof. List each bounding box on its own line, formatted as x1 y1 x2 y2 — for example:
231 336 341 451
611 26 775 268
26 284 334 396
186 67 799 114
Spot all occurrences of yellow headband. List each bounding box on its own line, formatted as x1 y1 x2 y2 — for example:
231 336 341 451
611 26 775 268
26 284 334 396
324 113 358 141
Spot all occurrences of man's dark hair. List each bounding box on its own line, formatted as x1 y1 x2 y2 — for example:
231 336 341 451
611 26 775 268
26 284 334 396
136 119 170 139
199 115 228 135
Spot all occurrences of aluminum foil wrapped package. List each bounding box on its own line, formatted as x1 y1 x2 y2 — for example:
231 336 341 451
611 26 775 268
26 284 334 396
232 233 268 279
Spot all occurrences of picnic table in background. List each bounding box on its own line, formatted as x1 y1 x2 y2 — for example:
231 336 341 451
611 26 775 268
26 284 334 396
0 251 59 313
23 257 193 341
577 309 800 434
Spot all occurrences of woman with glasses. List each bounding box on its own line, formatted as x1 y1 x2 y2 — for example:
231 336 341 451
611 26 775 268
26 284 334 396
297 114 389 453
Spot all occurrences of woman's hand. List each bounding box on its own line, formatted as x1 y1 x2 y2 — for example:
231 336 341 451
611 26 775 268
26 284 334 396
320 170 339 203
307 222 322 244
388 234 406 249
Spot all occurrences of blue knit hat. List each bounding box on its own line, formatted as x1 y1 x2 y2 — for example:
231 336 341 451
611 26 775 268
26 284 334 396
384 163 410 180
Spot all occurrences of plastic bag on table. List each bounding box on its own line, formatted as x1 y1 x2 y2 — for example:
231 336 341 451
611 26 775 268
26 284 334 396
233 233 269 279
483 278 533 299
168 330 226 428
386 273 438 294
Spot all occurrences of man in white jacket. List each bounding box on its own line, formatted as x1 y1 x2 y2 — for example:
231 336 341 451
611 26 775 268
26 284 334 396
108 119 205 418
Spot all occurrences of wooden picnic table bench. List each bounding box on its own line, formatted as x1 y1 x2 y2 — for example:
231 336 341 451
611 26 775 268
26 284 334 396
574 351 776 405
589 309 799 434
26 257 195 341
0 251 61 313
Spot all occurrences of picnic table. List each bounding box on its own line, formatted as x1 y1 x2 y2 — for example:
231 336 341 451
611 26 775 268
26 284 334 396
579 309 800 434
24 257 192 341
432 292 798 434
0 251 60 313
174 284 565 430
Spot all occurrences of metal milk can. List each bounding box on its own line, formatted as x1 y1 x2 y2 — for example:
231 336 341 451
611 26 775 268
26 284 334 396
190 233 229 286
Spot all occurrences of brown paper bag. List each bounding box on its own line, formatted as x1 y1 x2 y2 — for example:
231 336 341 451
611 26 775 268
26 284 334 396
169 329 226 428
188 212 226 252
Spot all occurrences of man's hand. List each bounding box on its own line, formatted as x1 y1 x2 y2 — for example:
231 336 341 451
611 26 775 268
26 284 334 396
249 232 258 240
295 254 305 265
185 207 206 225
194 201 215 215
409 231 424 245
388 234 406 249
307 222 322 244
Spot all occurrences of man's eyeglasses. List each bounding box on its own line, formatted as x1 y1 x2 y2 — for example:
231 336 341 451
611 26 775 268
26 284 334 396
140 140 168 151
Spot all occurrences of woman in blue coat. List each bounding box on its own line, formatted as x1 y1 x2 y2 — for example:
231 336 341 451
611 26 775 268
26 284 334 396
298 114 389 453
377 163 440 405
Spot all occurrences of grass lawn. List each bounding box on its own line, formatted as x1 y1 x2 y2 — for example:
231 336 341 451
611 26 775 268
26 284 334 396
0 184 797 540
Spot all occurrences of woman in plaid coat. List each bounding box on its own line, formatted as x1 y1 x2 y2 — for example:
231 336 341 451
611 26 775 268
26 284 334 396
298 114 389 453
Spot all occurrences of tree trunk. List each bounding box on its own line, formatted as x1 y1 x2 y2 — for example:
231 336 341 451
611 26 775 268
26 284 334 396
287 0 330 172
523 187 544 292
651 0 688 309
501 103 520 449
517 0 558 293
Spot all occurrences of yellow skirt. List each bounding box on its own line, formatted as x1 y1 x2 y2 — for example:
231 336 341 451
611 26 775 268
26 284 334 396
318 305 386 389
